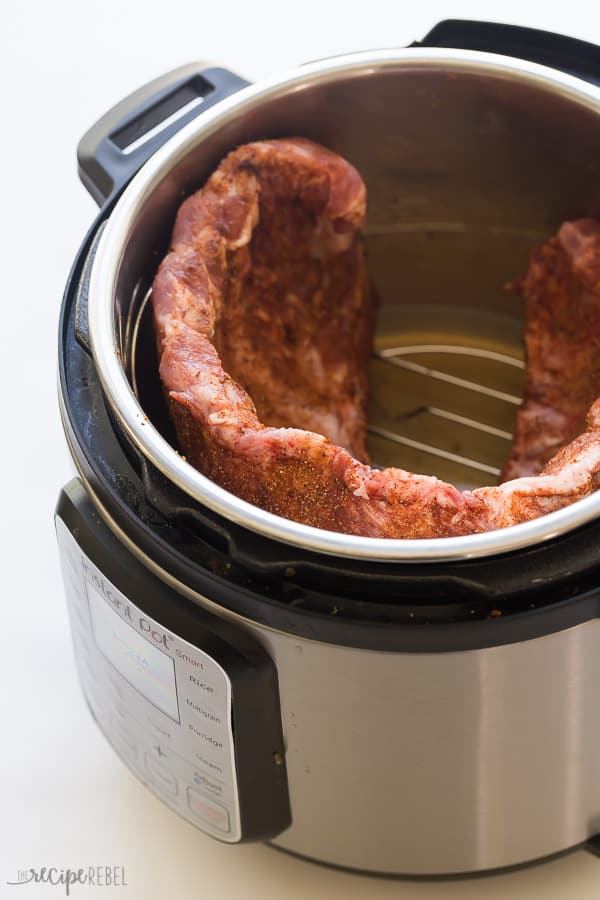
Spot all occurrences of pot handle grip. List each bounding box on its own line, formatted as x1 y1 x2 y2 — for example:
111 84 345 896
416 19 600 86
78 64 250 206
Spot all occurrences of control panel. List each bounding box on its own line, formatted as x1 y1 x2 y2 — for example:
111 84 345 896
55 481 290 843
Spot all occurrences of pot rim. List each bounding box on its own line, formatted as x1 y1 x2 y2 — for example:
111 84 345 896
88 46 600 562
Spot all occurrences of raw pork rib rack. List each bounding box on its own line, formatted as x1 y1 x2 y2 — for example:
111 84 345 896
152 138 600 539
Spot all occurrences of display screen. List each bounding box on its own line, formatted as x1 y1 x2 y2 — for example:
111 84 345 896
87 582 180 722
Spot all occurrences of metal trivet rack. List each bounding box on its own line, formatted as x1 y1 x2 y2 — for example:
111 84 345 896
367 345 524 487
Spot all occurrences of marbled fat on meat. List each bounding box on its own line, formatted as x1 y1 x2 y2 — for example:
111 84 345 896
153 140 600 538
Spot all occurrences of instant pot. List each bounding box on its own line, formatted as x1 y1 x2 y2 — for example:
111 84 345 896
56 20 600 875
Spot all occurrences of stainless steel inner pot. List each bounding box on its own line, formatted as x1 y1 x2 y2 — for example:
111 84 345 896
88 48 600 561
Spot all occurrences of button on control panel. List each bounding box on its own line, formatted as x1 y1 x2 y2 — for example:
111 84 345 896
145 754 178 796
187 787 231 833
56 517 242 842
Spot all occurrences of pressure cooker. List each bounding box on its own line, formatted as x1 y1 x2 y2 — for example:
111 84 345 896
56 19 600 875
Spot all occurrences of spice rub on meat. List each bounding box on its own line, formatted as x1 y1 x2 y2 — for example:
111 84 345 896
153 138 374 464
153 139 600 538
501 219 600 481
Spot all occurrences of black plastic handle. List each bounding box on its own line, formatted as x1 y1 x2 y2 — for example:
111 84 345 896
416 19 600 86
78 64 250 206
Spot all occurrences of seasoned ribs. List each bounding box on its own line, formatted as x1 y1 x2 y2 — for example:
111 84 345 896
153 138 373 464
502 219 600 481
153 139 600 538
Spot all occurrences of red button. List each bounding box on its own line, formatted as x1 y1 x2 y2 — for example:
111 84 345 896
187 788 230 833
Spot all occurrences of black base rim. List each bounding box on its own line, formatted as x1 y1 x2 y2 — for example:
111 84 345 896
266 835 592 881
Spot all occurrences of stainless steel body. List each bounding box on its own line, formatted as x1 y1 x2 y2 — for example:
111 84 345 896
266 620 600 874
87 48 600 560
58 497 600 874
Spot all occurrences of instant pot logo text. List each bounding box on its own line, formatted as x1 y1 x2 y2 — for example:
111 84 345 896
82 561 173 650
6 866 127 895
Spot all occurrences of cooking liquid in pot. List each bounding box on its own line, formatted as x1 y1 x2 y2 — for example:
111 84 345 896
364 221 530 490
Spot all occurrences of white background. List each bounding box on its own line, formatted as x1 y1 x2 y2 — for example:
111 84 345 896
3 1 600 897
